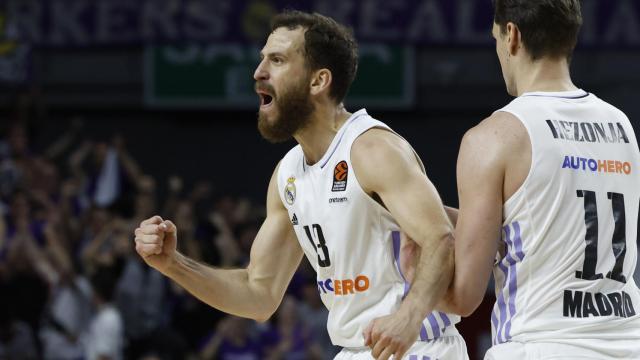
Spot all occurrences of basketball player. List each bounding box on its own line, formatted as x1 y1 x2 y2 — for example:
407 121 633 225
440 0 640 358
134 11 468 360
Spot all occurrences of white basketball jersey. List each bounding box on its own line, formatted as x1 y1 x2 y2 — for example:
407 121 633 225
277 109 460 348
491 90 640 348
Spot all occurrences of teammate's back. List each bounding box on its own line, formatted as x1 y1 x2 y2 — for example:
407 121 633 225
494 90 640 347
441 0 640 358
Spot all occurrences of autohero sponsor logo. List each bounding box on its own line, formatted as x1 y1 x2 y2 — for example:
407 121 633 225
317 275 370 296
562 155 632 175
564 290 636 318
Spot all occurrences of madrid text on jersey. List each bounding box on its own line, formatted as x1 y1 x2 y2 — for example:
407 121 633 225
546 120 630 144
563 290 637 319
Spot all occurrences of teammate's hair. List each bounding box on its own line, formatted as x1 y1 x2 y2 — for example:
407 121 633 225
493 0 582 60
271 10 358 104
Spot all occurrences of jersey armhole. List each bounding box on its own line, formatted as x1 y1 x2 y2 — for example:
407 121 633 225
495 109 536 209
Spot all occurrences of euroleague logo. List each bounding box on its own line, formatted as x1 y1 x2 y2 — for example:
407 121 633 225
332 161 348 192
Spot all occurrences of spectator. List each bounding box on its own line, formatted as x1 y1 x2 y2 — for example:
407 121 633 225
299 281 340 359
0 295 38 360
84 265 124 360
199 316 262 360
262 296 322 360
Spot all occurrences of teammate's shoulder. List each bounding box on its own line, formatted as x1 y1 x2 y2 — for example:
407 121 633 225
463 111 526 151
474 111 522 135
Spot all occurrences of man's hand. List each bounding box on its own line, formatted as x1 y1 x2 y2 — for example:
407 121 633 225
134 215 178 273
364 308 421 360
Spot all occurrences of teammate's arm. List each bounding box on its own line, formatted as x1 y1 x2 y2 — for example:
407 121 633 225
444 206 459 226
134 164 304 322
440 112 528 316
353 128 454 360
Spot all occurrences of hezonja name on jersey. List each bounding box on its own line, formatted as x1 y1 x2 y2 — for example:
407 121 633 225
317 275 370 296
546 120 630 144
564 290 636 318
562 155 632 175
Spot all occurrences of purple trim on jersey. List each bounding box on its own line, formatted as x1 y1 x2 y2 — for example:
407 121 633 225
391 231 410 297
512 222 525 260
426 314 441 339
495 263 509 343
319 113 366 169
504 223 525 342
504 257 518 342
521 91 589 100
394 231 448 342
493 221 525 345
491 310 499 345
438 312 451 327
409 356 432 360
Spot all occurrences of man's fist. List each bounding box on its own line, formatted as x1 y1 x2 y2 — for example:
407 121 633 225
134 215 178 273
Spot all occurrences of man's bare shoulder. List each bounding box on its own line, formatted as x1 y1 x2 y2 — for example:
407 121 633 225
462 111 529 157
352 127 410 155
351 127 421 194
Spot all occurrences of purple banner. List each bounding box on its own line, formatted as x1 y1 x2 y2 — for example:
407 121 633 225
2 0 639 48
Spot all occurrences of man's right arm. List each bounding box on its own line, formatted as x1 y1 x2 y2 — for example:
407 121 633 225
134 165 304 322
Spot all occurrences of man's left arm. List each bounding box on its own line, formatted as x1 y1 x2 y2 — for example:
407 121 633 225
439 111 528 316
353 128 454 360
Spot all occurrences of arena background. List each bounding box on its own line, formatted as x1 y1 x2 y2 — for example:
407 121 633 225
0 0 639 359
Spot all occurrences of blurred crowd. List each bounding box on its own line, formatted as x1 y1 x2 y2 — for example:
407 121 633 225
0 91 340 360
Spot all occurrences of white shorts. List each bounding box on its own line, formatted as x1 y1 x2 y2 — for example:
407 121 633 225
484 341 640 360
335 333 469 360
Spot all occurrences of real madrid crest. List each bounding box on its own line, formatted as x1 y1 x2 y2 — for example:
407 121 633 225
284 176 296 205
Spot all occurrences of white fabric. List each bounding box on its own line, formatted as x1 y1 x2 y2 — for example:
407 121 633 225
84 305 123 360
335 332 468 360
488 90 640 354
485 340 640 360
277 109 461 349
41 277 92 359
94 148 121 207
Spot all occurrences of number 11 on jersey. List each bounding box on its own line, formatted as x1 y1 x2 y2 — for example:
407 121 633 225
576 190 633 284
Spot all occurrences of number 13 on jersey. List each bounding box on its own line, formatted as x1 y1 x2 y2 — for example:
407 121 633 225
304 224 331 267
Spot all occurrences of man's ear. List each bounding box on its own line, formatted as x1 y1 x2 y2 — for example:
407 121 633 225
506 22 522 57
310 69 332 96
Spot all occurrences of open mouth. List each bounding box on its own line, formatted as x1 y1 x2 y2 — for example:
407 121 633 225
258 90 274 108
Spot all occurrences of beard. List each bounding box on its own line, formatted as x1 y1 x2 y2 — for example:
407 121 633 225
257 79 315 143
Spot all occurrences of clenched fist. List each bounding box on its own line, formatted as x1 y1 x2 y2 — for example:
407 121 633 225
134 215 178 273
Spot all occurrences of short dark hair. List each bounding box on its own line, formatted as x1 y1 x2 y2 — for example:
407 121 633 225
271 10 358 103
493 0 582 60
